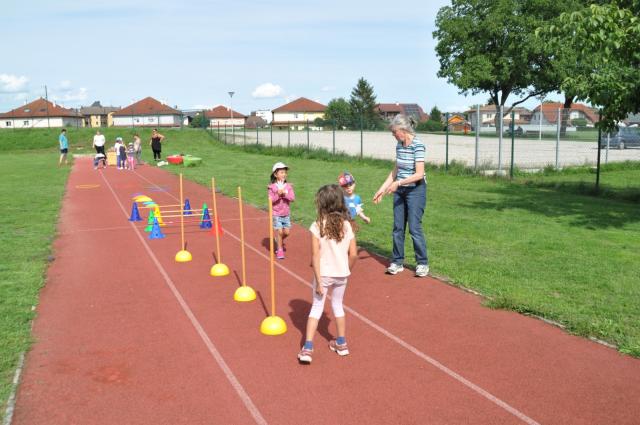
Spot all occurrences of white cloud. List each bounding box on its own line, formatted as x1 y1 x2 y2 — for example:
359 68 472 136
0 74 29 93
252 83 283 98
320 85 335 92
52 87 88 103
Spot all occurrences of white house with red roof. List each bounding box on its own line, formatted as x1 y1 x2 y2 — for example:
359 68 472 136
531 102 599 127
204 105 246 127
111 97 182 127
0 98 82 129
272 97 326 130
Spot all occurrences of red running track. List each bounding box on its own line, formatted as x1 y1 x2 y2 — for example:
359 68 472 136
10 158 640 424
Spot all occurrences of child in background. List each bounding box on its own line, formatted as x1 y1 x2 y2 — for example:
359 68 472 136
338 171 371 224
126 143 136 170
114 137 125 169
268 162 295 259
93 153 106 170
297 184 358 364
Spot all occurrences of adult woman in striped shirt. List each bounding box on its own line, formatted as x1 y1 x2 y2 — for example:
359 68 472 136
373 114 429 277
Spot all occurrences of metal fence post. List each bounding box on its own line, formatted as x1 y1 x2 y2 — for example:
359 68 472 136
270 122 273 148
475 104 480 170
243 125 246 146
306 119 310 151
256 124 259 145
360 114 364 159
596 110 602 191
287 121 290 148
510 110 515 178
224 123 227 144
332 119 336 155
498 105 503 174
555 108 561 170
605 132 610 164
445 112 449 172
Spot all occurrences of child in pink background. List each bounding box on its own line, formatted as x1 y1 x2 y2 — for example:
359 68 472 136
268 162 295 259
297 184 358 364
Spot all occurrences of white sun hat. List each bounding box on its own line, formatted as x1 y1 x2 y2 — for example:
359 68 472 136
272 162 288 173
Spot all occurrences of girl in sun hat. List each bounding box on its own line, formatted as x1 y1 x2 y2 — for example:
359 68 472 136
268 162 295 259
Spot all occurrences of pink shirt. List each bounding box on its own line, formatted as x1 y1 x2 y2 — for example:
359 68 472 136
309 220 354 278
268 182 295 217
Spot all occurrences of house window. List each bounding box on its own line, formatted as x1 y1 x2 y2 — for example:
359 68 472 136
5 121 11 126
147 117 154 123
23 120 29 126
294 113 299 119
134 118 140 123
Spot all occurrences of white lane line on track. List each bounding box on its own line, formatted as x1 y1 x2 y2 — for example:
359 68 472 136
132 170 541 425
100 171 268 425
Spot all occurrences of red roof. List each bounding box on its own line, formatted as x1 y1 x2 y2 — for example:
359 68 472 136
377 103 404 113
112 97 180 116
534 102 599 124
272 97 326 113
204 105 246 119
0 98 78 118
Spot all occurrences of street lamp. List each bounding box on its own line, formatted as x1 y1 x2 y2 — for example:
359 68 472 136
228 91 235 141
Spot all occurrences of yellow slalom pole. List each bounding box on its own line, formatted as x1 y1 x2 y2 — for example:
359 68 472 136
210 177 229 276
175 173 192 262
260 194 286 335
234 186 256 302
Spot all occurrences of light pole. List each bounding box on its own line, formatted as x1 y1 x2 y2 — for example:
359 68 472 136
228 91 235 142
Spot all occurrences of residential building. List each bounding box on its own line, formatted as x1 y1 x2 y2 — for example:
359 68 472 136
112 97 182 127
79 101 120 127
466 105 532 129
530 102 598 127
377 103 429 123
272 97 326 130
0 98 82 129
204 105 247 127
447 114 472 133
255 109 273 123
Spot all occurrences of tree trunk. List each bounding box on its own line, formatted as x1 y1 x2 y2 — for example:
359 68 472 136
560 96 574 137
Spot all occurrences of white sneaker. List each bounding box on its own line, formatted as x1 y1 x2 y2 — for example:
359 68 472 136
415 264 429 277
386 263 404 275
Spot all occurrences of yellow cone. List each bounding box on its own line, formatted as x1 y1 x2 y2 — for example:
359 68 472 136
175 250 192 262
210 263 230 277
234 286 256 302
260 316 287 335
153 206 165 226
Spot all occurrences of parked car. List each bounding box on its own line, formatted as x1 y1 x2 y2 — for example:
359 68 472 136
601 127 640 149
504 126 524 136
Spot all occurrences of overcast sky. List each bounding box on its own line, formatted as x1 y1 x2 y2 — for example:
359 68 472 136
1 0 561 114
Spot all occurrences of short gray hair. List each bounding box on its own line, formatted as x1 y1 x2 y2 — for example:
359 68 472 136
389 114 416 135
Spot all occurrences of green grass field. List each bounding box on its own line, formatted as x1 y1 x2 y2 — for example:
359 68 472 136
1 127 639 419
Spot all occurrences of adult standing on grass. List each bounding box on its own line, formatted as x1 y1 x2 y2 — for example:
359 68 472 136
58 128 69 167
373 114 429 277
133 133 143 165
93 130 106 156
149 129 165 161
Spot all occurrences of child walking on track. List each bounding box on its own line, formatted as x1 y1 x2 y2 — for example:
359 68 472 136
268 162 295 259
298 184 358 364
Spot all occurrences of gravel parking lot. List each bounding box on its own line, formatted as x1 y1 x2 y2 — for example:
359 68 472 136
221 129 640 169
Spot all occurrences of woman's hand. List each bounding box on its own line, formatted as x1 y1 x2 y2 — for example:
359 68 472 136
385 181 400 194
373 189 385 204
315 283 324 296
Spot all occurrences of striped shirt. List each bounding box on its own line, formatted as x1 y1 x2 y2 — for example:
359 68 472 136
396 136 425 186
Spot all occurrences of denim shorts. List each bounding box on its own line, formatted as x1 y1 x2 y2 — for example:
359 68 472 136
272 215 291 229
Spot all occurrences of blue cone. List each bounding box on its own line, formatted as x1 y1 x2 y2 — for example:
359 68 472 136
129 202 142 221
200 207 212 229
183 198 192 215
149 217 165 239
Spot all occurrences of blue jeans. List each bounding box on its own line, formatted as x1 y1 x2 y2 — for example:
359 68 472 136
392 182 428 265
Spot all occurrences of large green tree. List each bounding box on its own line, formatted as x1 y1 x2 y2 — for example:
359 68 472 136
323 98 353 129
541 3 640 131
349 78 382 130
433 0 576 130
